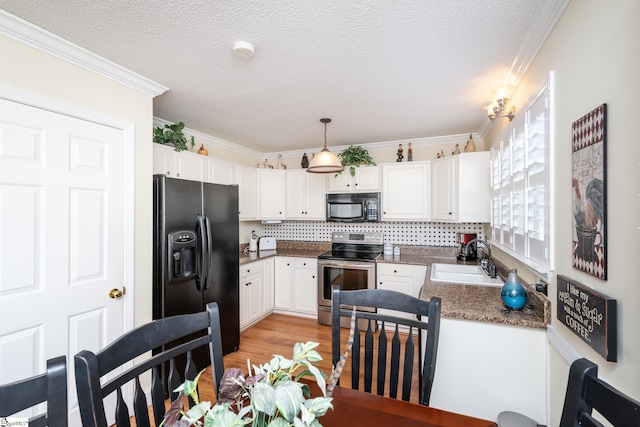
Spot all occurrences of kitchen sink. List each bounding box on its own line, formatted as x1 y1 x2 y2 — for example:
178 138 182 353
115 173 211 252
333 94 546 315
430 263 503 286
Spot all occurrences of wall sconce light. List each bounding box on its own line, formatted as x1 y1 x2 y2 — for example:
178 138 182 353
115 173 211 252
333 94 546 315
486 93 516 123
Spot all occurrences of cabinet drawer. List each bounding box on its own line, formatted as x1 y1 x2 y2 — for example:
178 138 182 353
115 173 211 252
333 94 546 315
240 261 263 277
377 263 413 277
294 258 316 269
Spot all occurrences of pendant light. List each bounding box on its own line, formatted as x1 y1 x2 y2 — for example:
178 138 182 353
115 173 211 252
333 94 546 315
307 118 344 173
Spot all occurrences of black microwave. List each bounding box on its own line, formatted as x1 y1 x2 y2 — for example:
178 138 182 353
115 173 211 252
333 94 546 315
326 192 381 222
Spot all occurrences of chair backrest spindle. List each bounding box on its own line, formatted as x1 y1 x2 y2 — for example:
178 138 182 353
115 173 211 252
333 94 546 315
75 302 225 427
331 286 441 406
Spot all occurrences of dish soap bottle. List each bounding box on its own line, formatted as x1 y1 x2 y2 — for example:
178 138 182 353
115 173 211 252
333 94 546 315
501 269 527 310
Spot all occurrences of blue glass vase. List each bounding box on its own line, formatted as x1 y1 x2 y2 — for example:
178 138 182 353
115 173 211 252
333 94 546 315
501 269 527 310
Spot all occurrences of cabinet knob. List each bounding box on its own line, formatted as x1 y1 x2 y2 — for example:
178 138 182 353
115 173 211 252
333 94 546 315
379 281 383 285
303 262 306 266
354 183 358 186
312 276 315 279
167 171 171 176
247 269 250 272
394 270 397 273
449 212 452 215
176 173 181 177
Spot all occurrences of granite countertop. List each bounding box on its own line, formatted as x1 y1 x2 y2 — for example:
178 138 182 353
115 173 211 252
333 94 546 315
238 241 550 329
419 280 549 329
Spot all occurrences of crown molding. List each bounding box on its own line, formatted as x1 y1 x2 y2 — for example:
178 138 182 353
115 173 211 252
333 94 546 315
481 0 568 139
505 0 570 86
0 9 168 97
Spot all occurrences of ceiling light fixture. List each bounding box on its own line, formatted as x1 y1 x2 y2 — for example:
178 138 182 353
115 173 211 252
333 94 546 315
232 41 255 59
486 89 516 123
307 118 344 174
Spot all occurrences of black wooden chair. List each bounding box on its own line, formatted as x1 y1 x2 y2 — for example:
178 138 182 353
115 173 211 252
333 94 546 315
0 355 67 427
74 302 225 427
331 285 441 406
498 357 640 427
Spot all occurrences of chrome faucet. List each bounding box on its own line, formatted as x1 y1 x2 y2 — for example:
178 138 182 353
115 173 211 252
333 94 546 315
465 238 497 278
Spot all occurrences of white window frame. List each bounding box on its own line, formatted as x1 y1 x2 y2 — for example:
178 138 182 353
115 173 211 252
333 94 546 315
490 73 555 278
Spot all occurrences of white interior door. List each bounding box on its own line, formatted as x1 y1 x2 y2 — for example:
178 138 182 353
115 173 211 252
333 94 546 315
0 98 128 425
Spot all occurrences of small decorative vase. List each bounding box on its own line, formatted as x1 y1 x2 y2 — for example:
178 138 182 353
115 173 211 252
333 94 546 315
501 269 527 310
301 153 309 168
197 144 208 156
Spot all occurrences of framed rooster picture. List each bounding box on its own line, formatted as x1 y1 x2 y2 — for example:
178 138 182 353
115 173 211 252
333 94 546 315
572 104 607 279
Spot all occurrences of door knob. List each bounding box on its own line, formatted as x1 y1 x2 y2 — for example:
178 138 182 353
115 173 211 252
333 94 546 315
109 288 124 299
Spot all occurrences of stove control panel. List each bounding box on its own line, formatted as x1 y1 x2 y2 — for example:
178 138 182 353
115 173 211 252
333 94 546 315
330 231 384 245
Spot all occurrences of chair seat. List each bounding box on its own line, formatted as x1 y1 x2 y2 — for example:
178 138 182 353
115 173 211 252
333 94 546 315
497 410 544 427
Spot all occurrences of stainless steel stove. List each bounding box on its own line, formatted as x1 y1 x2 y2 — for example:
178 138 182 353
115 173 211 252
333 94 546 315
317 232 383 326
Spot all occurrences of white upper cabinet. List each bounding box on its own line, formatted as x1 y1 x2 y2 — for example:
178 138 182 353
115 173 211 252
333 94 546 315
237 165 257 220
382 162 430 220
153 144 207 182
431 152 490 222
258 169 286 220
327 166 380 192
286 170 326 220
208 158 236 185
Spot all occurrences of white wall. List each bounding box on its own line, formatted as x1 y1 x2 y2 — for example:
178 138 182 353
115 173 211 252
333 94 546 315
0 35 156 329
485 1 640 424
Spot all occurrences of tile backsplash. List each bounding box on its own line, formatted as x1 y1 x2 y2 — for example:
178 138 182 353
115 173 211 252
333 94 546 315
262 221 485 246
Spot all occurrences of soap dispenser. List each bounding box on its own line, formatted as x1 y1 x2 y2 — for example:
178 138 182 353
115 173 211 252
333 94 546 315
249 230 258 252
501 269 527 310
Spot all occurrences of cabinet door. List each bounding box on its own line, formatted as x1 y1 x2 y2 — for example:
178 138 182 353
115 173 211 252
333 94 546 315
208 158 236 185
285 171 307 219
274 257 293 310
237 165 257 220
245 270 264 325
292 259 318 315
153 144 176 176
263 257 275 312
355 166 380 191
382 163 429 220
305 173 326 219
457 152 491 223
258 169 286 219
431 157 456 221
240 262 263 329
327 170 352 192
175 151 208 182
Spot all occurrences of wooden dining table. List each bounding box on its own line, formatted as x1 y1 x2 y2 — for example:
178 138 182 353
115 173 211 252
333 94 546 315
320 385 497 427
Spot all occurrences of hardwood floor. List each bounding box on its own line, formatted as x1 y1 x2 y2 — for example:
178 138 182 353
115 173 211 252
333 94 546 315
199 312 422 404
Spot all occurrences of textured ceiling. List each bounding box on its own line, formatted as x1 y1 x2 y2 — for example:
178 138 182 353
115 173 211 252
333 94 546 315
0 0 544 153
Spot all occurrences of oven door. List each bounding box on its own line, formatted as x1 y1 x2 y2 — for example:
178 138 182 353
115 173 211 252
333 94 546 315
317 258 376 327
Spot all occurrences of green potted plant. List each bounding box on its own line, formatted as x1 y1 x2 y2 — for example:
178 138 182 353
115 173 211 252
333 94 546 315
161 341 334 427
338 145 376 177
153 121 195 152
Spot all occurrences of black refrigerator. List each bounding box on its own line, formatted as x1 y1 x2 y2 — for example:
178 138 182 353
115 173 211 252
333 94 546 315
153 175 240 365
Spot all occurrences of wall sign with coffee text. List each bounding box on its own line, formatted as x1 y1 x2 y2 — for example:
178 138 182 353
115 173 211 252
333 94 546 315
557 275 617 361
571 104 607 279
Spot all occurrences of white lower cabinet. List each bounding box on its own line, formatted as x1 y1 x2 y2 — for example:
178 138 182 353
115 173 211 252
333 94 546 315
263 257 275 313
429 318 547 423
274 257 318 317
376 263 427 325
239 260 274 330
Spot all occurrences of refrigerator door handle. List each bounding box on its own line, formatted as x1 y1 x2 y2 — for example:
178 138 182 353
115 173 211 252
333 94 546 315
195 214 208 291
204 215 213 290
